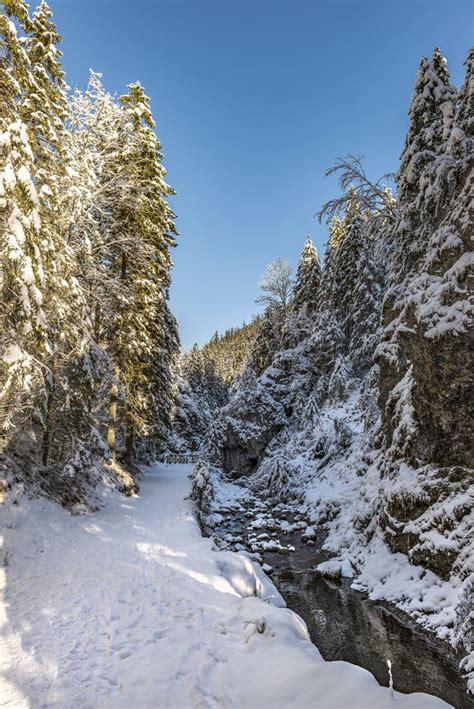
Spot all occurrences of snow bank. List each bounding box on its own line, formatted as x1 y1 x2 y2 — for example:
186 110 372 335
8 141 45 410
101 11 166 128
1 464 449 708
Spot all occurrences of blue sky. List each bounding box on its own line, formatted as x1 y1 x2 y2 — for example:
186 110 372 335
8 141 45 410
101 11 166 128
52 0 472 348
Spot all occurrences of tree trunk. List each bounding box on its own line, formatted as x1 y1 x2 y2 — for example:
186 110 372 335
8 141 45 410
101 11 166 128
107 384 118 461
93 301 101 342
125 422 134 471
106 250 128 464
42 375 53 466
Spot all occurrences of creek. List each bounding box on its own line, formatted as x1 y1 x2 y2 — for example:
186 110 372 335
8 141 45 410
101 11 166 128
213 497 472 708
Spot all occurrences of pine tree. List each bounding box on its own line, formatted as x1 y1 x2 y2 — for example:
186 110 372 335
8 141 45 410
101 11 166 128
293 235 321 315
347 239 383 371
317 215 344 312
453 47 473 149
149 304 180 445
21 1 67 176
332 190 363 307
248 309 283 375
396 48 457 275
63 71 124 338
105 82 177 467
322 188 382 372
302 391 319 425
398 48 457 201
53 73 128 468
0 1 46 441
19 1 88 465
203 416 225 466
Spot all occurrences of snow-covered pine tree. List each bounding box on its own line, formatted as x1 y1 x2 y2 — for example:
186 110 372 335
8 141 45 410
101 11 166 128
302 391 319 425
19 0 89 466
317 216 344 312
292 235 321 315
203 416 226 466
347 239 383 372
21 1 67 177
319 188 383 373
331 188 365 329
0 1 46 444
63 71 125 344
252 454 293 501
395 47 457 276
105 82 177 468
52 73 130 470
248 309 283 376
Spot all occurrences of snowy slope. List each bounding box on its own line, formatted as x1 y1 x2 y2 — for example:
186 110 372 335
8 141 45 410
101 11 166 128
1 464 450 708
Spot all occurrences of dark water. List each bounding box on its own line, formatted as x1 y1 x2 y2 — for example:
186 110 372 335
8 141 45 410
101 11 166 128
215 508 473 708
267 542 472 709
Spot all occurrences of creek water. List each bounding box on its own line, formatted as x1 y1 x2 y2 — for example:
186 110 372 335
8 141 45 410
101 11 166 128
214 503 472 708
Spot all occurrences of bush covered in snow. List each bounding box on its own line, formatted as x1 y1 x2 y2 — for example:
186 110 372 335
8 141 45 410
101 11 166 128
251 455 296 502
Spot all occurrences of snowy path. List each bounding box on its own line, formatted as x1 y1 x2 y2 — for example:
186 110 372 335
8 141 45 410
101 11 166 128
1 464 450 708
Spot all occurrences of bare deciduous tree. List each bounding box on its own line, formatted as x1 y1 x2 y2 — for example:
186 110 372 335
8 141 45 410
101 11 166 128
256 258 294 312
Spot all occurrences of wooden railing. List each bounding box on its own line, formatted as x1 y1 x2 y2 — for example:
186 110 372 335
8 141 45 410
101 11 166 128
160 453 201 465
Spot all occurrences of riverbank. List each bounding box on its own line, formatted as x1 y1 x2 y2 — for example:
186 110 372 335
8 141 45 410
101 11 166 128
205 465 472 707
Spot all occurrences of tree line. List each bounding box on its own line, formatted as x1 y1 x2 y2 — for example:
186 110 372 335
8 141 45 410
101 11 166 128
0 0 179 483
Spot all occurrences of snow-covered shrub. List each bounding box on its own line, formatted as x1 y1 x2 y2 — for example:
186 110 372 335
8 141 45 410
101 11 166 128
333 417 353 450
189 460 215 526
251 456 295 502
309 431 329 460
202 418 226 466
302 393 320 426
327 355 352 403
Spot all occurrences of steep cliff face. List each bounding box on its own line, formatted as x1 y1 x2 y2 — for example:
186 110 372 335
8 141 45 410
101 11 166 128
219 344 310 476
220 390 286 477
374 49 473 580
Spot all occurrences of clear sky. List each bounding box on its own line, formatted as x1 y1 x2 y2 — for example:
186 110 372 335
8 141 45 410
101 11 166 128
51 0 472 348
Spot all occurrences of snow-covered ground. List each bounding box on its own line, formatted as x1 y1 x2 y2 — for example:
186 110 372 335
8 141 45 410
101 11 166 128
1 463 450 708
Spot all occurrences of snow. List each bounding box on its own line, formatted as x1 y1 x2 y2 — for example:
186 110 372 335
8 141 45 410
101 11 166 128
2 162 16 189
0 463 449 708
2 345 25 366
317 558 355 579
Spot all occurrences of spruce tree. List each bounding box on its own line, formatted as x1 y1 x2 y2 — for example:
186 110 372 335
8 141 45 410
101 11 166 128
21 1 67 176
0 0 46 440
396 48 457 275
317 215 344 312
20 1 88 465
105 82 177 467
398 48 457 201
293 235 321 315
334 190 382 371
332 188 365 328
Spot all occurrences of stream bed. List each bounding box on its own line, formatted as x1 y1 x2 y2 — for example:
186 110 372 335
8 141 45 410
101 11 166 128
212 497 473 708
